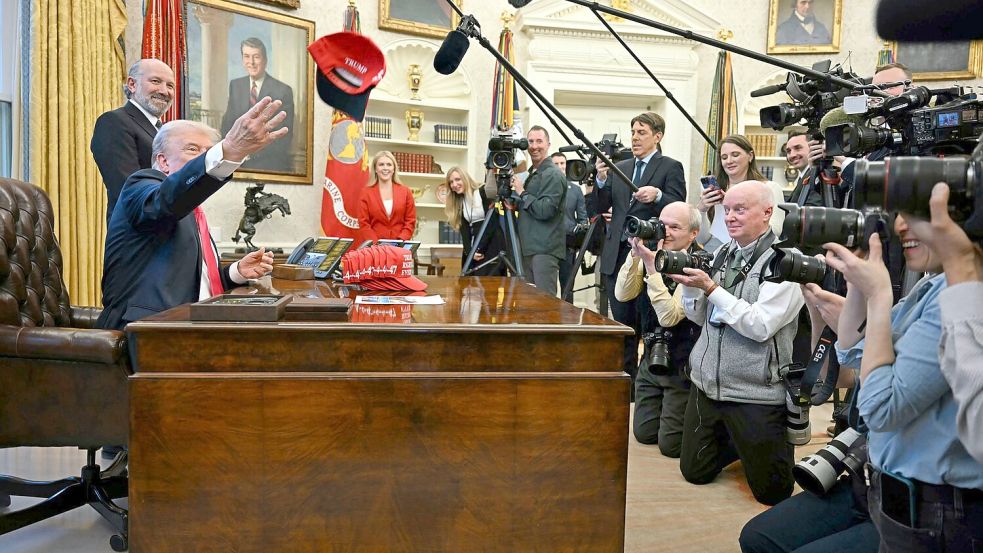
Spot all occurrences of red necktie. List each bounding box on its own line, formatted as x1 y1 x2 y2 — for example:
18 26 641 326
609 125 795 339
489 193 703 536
193 207 224 297
250 82 258 106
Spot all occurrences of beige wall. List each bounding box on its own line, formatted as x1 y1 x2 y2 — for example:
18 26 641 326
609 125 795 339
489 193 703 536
121 0 983 249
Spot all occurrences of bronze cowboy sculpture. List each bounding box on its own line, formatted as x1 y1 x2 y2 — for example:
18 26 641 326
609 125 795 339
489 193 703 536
232 183 291 251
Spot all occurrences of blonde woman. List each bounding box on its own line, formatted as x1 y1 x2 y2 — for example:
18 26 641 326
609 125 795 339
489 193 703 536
358 151 416 241
444 166 505 275
697 134 786 250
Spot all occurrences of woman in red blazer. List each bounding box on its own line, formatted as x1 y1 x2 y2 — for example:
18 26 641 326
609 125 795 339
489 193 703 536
358 150 417 241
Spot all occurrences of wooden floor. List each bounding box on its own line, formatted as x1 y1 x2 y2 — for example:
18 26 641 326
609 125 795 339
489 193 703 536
0 402 833 552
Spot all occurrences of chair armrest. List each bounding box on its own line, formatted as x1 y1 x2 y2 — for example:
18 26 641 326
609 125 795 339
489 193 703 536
70 306 103 329
0 324 129 366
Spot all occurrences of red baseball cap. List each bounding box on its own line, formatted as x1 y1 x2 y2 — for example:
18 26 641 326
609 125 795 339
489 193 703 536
308 32 386 122
341 245 427 292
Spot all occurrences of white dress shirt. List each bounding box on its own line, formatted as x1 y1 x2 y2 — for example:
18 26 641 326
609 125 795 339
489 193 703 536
197 142 246 300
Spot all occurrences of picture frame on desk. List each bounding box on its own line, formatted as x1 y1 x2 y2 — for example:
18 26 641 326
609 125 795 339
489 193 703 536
766 0 842 54
378 0 462 39
184 0 315 184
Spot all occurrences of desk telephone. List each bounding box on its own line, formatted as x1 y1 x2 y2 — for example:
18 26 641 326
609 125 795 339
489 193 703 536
286 237 355 279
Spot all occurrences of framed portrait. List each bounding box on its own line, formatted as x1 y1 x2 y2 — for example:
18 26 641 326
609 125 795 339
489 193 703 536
767 0 842 55
378 0 461 39
891 41 983 81
184 0 315 184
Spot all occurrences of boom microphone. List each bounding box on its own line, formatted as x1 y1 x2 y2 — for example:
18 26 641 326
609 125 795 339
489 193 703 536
433 29 470 75
876 0 983 41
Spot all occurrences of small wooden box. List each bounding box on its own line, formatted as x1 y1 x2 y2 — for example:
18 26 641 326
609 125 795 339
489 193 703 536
190 294 292 322
272 263 315 280
284 297 352 321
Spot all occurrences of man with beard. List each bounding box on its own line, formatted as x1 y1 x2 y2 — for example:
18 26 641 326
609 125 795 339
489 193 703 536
91 58 175 222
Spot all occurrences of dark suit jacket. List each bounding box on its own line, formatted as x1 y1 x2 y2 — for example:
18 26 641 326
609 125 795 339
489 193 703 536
96 156 234 331
775 14 832 45
357 183 417 241
599 153 687 276
220 74 295 172
90 101 157 222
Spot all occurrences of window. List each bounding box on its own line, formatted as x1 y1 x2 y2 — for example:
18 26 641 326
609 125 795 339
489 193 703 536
0 0 21 179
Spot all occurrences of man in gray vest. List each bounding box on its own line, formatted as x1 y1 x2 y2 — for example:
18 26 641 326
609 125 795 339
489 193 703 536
670 180 804 506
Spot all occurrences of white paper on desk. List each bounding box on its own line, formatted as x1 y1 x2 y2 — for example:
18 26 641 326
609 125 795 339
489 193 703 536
355 295 445 305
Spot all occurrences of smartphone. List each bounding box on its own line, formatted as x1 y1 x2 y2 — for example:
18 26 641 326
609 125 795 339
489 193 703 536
879 469 918 527
700 175 718 190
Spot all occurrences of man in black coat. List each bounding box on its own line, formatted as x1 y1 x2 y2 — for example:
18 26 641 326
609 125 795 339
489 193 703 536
594 112 687 380
91 58 175 223
220 37 295 173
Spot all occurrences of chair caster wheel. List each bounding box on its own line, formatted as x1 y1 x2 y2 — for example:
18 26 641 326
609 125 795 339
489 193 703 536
0 493 10 508
110 534 128 551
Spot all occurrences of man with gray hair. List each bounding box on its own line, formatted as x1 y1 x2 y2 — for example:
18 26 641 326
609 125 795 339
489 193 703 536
91 58 175 222
670 180 804 505
614 201 703 457
220 37 295 172
96 97 286 331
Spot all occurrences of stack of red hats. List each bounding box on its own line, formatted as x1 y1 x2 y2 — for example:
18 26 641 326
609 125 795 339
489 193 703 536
341 245 428 291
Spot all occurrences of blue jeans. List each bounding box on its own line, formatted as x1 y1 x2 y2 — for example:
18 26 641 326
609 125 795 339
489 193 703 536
740 478 879 553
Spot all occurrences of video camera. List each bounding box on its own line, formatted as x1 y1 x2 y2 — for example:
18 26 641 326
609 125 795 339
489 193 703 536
757 61 864 132
561 133 633 183
486 133 529 199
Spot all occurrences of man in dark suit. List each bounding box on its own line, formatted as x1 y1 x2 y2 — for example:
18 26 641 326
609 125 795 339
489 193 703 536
513 126 567 296
91 58 175 223
775 0 832 45
220 37 295 173
594 112 687 380
96 97 286 331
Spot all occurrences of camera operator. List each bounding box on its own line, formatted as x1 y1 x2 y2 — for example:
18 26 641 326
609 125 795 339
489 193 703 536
819 214 983 551
595 112 687 379
614 201 702 457
913 182 983 464
512 126 567 296
551 152 588 302
672 180 804 506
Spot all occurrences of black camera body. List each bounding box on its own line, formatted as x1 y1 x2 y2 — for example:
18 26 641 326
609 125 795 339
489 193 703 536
487 135 530 199
624 216 665 248
564 133 633 183
759 61 861 132
654 248 713 275
641 328 671 375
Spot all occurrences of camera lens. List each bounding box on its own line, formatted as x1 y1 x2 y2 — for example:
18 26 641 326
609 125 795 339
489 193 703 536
566 159 589 182
654 249 713 275
854 156 979 222
766 248 828 285
760 103 814 130
491 151 512 170
624 217 665 241
825 123 899 157
780 204 865 249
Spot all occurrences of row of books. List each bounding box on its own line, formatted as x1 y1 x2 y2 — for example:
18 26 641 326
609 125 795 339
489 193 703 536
438 221 463 244
761 166 775 181
392 151 437 174
747 133 780 157
364 116 392 139
434 124 468 145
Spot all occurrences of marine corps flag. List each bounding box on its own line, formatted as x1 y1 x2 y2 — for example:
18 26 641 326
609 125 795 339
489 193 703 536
321 0 368 238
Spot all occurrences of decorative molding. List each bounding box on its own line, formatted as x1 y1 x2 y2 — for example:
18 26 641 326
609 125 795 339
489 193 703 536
517 0 721 41
375 41 471 100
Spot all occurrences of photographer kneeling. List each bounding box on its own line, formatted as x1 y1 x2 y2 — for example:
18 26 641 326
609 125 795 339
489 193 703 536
614 201 703 457
672 180 804 506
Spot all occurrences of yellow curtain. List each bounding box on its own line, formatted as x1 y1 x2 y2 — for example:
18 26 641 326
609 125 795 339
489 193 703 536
29 0 127 307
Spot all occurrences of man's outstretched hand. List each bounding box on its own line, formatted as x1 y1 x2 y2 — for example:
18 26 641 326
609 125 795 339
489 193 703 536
222 97 289 163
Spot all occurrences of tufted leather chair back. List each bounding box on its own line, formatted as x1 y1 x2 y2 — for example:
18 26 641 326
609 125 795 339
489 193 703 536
0 178 73 327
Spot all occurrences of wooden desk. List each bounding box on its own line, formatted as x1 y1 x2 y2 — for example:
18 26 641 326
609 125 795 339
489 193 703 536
126 277 632 553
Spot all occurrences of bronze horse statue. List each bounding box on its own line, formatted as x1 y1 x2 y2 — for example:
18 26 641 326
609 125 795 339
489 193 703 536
232 185 291 251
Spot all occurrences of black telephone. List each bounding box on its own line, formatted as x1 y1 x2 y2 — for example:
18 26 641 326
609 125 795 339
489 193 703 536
286 237 353 279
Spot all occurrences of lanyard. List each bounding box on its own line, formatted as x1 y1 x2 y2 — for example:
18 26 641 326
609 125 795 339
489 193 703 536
710 232 777 289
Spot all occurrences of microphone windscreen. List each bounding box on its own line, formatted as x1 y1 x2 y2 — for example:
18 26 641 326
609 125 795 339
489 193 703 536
876 0 983 41
819 107 866 133
433 30 470 75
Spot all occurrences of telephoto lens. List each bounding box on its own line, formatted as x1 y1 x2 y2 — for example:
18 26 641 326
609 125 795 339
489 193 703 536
785 392 812 446
766 248 829 285
624 216 665 241
654 249 714 275
778 204 866 249
793 428 867 496
853 156 981 224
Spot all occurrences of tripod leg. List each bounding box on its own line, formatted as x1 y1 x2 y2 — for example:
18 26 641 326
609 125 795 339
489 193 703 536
462 208 497 276
562 217 601 301
502 208 525 279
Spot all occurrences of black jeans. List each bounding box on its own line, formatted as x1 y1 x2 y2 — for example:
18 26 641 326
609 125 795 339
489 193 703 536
869 471 983 553
679 386 794 506
740 478 879 553
633 363 689 457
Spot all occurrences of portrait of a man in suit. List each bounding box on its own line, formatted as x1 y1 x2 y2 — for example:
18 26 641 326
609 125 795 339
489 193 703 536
220 37 295 173
775 0 832 46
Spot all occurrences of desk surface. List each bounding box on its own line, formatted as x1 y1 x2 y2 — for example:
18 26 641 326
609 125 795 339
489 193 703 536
127 276 631 374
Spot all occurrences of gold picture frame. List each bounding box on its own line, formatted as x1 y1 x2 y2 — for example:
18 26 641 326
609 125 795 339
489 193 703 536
891 40 983 81
184 0 315 184
251 0 299 9
379 0 461 39
766 0 842 55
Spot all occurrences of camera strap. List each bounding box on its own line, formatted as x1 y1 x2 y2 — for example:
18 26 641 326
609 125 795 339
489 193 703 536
710 233 776 289
800 324 840 405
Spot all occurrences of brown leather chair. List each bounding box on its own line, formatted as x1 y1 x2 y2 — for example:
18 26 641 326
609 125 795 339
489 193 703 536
0 178 131 551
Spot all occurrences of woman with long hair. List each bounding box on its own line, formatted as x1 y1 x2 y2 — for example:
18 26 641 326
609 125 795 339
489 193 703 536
696 134 786 250
444 166 505 275
358 150 416 241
